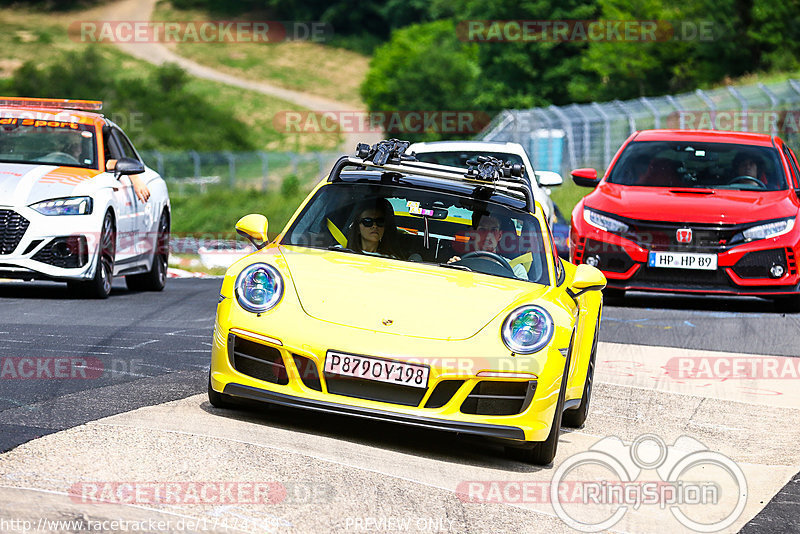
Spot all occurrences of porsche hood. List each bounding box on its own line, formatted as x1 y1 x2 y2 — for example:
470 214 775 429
279 246 548 340
0 163 103 207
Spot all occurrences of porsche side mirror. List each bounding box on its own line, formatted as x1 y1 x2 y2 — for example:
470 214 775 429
571 168 599 188
570 264 606 297
114 157 145 177
535 170 564 186
236 214 269 250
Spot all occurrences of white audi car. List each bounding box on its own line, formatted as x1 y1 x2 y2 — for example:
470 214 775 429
0 97 170 298
407 140 563 226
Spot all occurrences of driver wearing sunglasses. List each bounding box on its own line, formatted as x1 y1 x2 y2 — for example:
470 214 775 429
345 198 402 258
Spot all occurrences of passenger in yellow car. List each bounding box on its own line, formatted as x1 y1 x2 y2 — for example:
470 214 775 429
345 198 402 258
449 213 528 279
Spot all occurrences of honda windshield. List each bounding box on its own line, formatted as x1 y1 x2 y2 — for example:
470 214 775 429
607 141 788 191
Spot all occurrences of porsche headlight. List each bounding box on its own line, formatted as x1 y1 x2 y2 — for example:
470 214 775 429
584 208 629 233
235 263 283 313
742 217 795 241
30 197 93 216
501 305 554 354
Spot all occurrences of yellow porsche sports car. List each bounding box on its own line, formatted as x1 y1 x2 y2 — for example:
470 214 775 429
209 139 605 465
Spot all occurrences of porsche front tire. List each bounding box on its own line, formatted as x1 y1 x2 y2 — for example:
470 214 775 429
562 320 599 429
505 353 569 466
207 372 236 409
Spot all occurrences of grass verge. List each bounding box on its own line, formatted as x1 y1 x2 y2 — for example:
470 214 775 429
153 1 371 108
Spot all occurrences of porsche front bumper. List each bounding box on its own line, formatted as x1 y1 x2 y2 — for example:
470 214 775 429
210 298 570 444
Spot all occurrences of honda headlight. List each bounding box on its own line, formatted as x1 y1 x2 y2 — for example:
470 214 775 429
584 208 629 233
501 305 554 354
742 217 795 241
235 263 283 313
30 197 93 216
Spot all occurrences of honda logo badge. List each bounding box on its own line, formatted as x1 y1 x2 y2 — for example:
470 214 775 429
676 228 693 244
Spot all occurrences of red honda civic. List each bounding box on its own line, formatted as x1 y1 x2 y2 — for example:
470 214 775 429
569 129 800 312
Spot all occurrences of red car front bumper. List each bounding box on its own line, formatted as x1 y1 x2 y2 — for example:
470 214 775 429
570 217 800 296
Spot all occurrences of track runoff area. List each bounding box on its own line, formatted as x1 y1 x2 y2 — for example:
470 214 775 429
0 280 797 533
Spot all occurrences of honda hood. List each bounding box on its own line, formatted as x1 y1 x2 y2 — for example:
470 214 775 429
587 183 799 224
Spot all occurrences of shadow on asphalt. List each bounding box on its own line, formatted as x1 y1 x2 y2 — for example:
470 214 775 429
608 291 784 314
0 281 129 300
199 400 555 474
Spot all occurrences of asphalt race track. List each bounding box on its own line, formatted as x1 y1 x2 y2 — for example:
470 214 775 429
0 278 798 533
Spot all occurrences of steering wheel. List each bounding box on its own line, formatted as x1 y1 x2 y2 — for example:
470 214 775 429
460 251 516 276
729 175 767 189
41 151 81 164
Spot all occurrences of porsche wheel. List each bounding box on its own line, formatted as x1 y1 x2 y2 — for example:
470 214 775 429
69 211 115 299
207 372 236 409
126 211 169 292
506 353 570 466
562 320 599 429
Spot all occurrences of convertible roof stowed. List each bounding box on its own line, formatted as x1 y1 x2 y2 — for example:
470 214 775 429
327 138 537 212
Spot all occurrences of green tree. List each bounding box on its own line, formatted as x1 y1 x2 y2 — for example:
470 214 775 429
5 48 254 151
569 0 800 101
361 20 481 141
447 0 602 109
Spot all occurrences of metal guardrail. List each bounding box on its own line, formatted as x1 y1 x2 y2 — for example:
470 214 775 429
478 79 800 175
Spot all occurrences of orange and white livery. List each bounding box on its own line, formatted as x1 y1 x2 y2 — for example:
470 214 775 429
0 97 170 298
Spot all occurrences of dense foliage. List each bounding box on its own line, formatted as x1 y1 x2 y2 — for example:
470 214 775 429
0 48 254 151
165 0 800 122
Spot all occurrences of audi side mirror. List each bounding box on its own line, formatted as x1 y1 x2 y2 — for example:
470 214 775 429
114 157 145 177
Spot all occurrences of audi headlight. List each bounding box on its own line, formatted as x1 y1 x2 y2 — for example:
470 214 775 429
235 263 283 313
501 305 554 354
742 217 795 241
30 197 93 216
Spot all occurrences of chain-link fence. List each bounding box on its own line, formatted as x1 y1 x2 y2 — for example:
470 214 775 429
478 79 800 175
139 150 341 194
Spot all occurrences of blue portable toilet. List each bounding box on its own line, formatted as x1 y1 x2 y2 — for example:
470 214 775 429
529 129 565 173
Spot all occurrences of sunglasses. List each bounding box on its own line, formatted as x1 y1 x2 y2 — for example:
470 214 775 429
359 217 385 228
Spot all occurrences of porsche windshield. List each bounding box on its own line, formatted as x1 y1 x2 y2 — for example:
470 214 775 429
0 118 97 169
607 141 787 191
283 182 551 285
